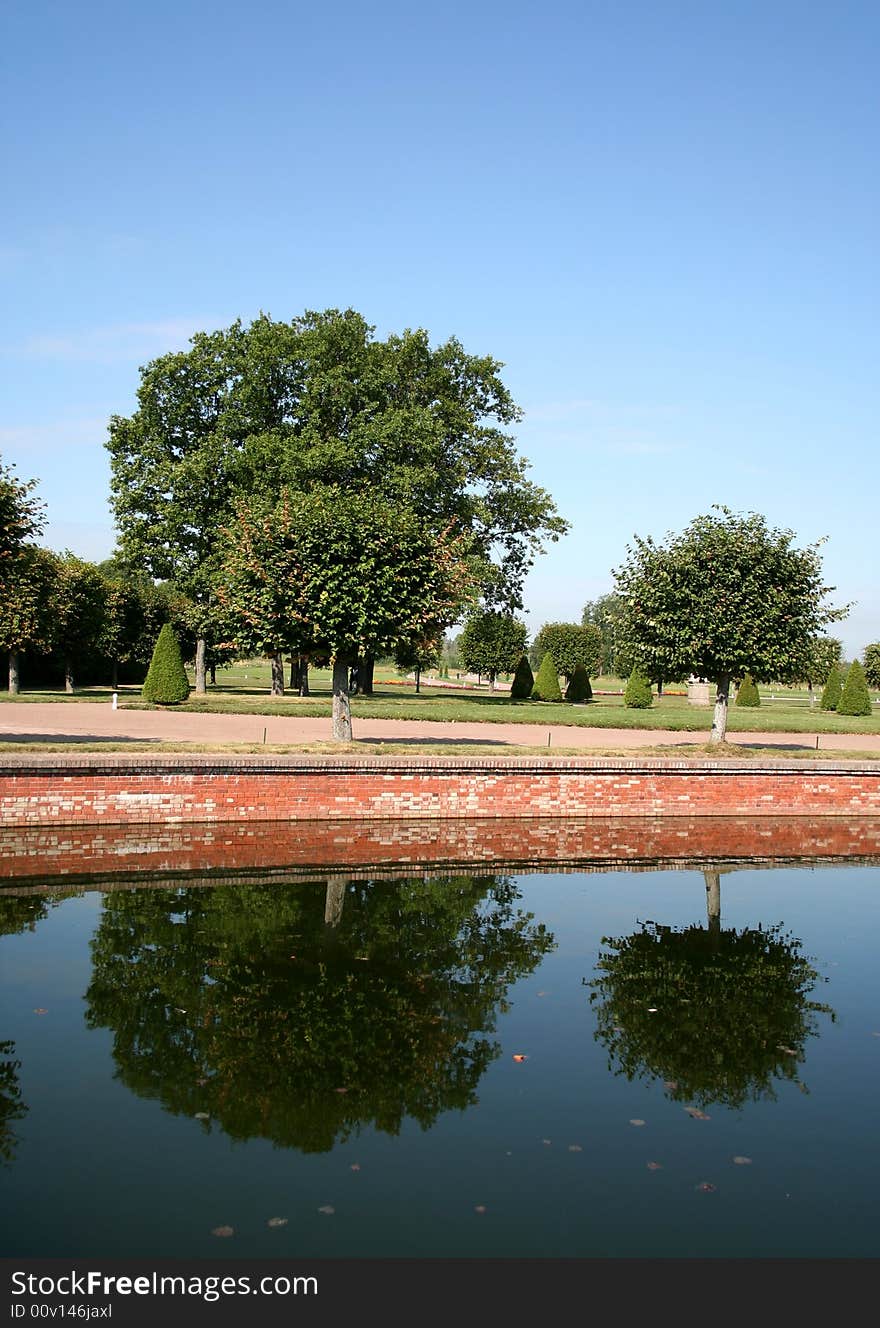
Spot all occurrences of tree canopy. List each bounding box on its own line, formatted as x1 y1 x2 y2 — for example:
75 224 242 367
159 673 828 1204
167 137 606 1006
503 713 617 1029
457 610 528 690
613 507 845 742
533 621 601 682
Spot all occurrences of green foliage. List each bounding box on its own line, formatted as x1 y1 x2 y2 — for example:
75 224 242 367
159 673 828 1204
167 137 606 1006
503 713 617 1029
837 659 872 716
735 673 760 707
613 506 845 740
141 623 190 704
0 459 45 584
509 654 534 699
588 914 834 1110
799 636 842 688
0 546 56 656
624 666 653 708
582 592 625 674
47 556 108 688
864 643 880 689
820 665 842 711
531 652 562 702
458 611 528 685
533 621 602 681
565 663 592 703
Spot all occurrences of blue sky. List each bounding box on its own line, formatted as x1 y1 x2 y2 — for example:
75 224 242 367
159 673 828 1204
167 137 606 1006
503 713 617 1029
2 0 877 656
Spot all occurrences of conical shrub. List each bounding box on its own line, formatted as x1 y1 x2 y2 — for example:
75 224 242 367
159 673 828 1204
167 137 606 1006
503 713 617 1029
837 660 872 716
510 654 534 700
624 666 653 708
531 652 562 702
565 663 592 703
820 665 842 711
141 623 190 704
735 673 760 707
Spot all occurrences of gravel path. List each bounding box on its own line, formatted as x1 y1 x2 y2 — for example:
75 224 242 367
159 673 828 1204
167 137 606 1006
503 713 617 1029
1 702 879 753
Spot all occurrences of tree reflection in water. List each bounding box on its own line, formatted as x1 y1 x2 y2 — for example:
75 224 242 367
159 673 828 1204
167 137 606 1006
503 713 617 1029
85 875 554 1152
586 871 835 1110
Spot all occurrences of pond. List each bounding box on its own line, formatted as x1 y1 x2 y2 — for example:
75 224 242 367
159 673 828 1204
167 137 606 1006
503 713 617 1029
1 852 878 1259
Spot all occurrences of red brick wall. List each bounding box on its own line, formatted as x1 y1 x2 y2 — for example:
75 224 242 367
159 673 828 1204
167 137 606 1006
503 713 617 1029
2 813 880 886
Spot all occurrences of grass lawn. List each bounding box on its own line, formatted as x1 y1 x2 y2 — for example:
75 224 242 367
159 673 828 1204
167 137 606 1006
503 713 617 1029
2 658 879 736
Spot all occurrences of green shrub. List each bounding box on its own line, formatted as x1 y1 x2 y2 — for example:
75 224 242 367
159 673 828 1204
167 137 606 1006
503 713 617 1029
510 654 534 700
565 664 592 703
623 666 653 708
141 623 190 704
734 673 760 707
820 665 842 711
531 652 562 702
837 660 872 716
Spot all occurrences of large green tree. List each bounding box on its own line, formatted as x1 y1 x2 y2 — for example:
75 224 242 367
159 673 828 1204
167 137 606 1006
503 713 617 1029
457 610 528 692
613 507 845 742
864 643 880 690
47 556 107 694
0 546 56 693
532 621 602 683
215 486 474 737
0 459 45 581
581 592 625 674
106 312 567 693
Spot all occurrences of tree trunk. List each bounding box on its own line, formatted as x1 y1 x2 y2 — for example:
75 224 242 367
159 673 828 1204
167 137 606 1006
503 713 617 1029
195 638 207 695
704 869 721 942
488 669 496 693
9 650 20 695
289 657 299 691
710 674 731 742
299 658 310 697
657 678 664 696
270 652 285 696
359 651 375 696
111 659 118 690
331 656 353 741
210 663 216 685
65 658 74 694
415 666 421 694
808 681 816 708
324 876 347 929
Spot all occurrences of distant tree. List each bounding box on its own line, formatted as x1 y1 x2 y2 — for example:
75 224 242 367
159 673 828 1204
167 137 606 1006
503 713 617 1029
394 635 442 694
0 460 45 582
216 487 474 739
141 623 190 704
613 507 846 742
565 663 592 703
798 636 842 707
507 655 533 700
533 622 602 683
531 652 562 702
458 611 528 693
864 644 880 690
837 660 872 717
820 665 842 711
47 556 107 693
582 592 625 674
0 547 56 693
735 673 760 707
623 666 653 708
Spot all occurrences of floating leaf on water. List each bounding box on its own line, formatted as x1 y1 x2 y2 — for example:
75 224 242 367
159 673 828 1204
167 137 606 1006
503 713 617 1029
267 1217 288 1228
512 1054 528 1063
663 1081 678 1092
350 1163 361 1172
646 1161 663 1171
695 1182 717 1193
33 1008 48 1015
777 1045 797 1056
732 1156 752 1166
629 1119 646 1127
317 1205 335 1216
196 1077 209 1087
474 1205 487 1215
211 1226 234 1237
536 991 547 997
194 1112 210 1121
175 1008 187 1014
541 1139 552 1146
647 1007 658 1013
334 1087 349 1094
684 1107 711 1120
568 1144 583 1152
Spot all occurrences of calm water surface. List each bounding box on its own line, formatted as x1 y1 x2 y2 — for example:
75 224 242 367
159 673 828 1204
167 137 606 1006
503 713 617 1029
1 862 878 1258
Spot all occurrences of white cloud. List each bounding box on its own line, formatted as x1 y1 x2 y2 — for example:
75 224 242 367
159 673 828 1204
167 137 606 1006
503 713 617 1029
10 317 221 364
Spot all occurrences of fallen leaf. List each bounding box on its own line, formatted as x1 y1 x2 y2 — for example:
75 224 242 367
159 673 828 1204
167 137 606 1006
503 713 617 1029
267 1217 288 1228
732 1156 752 1166
647 1007 658 1013
646 1161 663 1171
512 1054 528 1063
194 1112 210 1121
695 1182 717 1193
536 991 547 997
776 1045 797 1056
474 1205 487 1214
317 1205 335 1216
629 1119 646 1127
33 1008 48 1015
568 1144 583 1152
350 1163 361 1172
334 1087 349 1094
541 1139 552 1146
211 1226 234 1237
684 1107 711 1120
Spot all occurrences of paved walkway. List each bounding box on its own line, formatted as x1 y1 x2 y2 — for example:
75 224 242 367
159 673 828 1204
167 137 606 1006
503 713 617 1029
1 702 879 753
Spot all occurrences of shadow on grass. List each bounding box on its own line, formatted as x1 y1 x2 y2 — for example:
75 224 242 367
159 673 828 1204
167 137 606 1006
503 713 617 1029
0 733 159 745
